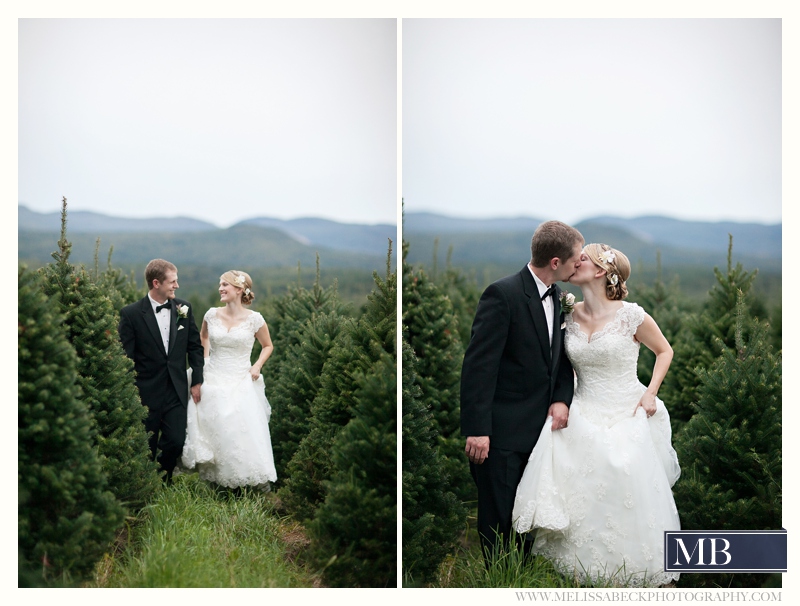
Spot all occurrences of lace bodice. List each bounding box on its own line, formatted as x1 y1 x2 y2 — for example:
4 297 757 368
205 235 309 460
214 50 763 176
204 308 265 373
566 301 646 426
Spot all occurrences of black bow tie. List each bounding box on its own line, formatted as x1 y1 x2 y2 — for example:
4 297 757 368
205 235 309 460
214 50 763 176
155 302 171 313
541 285 556 300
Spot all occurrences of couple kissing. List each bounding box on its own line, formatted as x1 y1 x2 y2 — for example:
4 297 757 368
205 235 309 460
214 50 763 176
461 220 681 588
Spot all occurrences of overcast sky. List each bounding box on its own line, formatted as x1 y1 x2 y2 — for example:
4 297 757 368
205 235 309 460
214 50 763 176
19 19 396 227
403 19 781 225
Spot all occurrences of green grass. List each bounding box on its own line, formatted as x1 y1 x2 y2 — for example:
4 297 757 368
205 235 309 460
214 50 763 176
89 473 322 588
429 519 661 589
429 523 580 588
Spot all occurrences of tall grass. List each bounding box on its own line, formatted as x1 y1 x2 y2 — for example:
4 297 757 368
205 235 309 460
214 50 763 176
431 525 579 588
90 474 322 588
431 524 650 589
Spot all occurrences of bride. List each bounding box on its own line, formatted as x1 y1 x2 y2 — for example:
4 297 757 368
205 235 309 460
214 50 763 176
512 243 681 587
182 270 278 488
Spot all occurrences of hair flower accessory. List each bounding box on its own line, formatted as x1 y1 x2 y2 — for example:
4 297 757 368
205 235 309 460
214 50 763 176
560 291 575 314
599 250 616 265
235 275 247 287
607 273 619 286
245 288 251 295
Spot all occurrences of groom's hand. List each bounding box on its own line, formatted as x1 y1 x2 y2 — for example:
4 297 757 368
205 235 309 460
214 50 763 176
465 436 490 464
549 402 569 430
191 384 201 404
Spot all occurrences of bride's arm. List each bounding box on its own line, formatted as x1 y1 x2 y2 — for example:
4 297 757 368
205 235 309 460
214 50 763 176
249 322 274 381
634 313 673 416
200 319 210 359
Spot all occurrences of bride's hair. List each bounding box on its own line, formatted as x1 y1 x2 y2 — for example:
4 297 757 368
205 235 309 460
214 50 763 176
220 270 255 305
584 243 631 301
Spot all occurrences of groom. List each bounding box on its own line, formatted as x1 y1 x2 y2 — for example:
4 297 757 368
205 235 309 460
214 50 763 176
118 258 204 482
460 220 584 562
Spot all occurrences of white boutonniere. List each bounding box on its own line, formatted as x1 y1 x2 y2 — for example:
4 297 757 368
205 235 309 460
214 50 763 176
177 304 189 320
560 292 575 315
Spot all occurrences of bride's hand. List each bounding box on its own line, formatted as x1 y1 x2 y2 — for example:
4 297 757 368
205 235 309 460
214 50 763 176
249 365 262 381
635 392 657 418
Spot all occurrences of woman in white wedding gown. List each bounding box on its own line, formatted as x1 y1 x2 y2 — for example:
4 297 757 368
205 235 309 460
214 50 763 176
512 243 681 587
182 270 277 488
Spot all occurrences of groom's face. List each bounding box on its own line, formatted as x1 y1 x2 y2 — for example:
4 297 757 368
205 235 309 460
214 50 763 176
153 270 179 301
556 242 583 282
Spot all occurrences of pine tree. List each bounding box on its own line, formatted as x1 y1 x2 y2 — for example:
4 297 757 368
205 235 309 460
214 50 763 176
269 310 346 474
672 295 781 588
438 245 481 347
264 265 349 455
280 244 396 520
402 336 466 586
38 199 160 510
19 266 124 584
660 237 767 431
92 240 143 311
310 351 397 587
260 256 350 476
259 255 350 367
628 252 696 387
402 240 474 504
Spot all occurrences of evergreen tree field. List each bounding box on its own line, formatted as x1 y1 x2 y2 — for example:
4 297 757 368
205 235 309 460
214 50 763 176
402 336 466 586
19 204 398 587
38 200 160 509
18 266 125 585
672 297 781 588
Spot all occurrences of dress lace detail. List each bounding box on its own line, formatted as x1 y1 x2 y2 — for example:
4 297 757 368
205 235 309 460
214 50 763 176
182 308 277 487
512 302 680 587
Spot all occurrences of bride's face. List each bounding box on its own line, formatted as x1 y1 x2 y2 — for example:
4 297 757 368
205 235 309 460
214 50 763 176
218 280 242 303
569 250 601 285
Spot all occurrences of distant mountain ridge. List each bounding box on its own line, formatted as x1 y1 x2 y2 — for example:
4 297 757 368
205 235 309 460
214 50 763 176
19 205 397 259
403 211 781 277
18 205 218 233
236 216 395 255
404 211 781 260
18 205 396 271
403 212 543 234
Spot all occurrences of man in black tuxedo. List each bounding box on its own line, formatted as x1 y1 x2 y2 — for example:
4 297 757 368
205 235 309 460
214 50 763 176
119 259 204 481
461 220 584 562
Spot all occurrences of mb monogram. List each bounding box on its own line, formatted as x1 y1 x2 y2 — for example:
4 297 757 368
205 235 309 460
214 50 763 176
664 530 786 574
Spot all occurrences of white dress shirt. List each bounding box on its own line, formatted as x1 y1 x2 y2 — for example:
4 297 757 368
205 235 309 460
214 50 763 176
528 265 554 346
148 295 171 353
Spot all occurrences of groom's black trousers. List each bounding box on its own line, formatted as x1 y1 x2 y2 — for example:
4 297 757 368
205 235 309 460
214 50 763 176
470 446 536 564
143 378 186 481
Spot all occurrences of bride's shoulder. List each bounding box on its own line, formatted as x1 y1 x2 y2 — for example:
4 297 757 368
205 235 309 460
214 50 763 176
248 310 266 328
621 301 646 324
204 307 219 321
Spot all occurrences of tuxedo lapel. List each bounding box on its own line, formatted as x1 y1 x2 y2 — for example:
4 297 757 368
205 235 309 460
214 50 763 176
167 302 177 356
551 285 563 364
140 296 168 357
521 268 552 366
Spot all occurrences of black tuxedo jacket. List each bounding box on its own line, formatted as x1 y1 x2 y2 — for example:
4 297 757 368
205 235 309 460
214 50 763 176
460 266 574 453
118 295 204 410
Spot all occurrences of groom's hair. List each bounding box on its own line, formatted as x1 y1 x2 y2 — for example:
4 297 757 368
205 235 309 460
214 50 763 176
145 259 178 290
530 221 584 268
